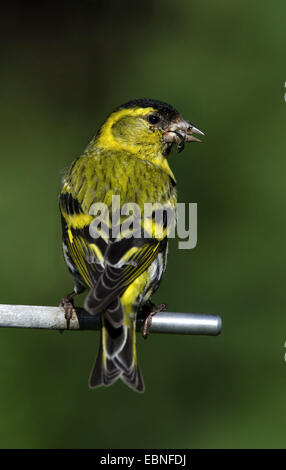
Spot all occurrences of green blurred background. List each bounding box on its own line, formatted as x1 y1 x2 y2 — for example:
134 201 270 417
0 0 285 448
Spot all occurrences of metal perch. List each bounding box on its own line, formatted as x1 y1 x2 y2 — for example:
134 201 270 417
0 304 222 336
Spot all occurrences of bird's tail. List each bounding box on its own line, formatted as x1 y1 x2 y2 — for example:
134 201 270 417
88 297 144 393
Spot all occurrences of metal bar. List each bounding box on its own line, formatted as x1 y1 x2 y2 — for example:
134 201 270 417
0 304 222 336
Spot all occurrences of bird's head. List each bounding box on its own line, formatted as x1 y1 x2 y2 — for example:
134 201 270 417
95 99 204 157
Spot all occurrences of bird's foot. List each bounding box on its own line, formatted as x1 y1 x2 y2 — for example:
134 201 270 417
141 302 168 339
59 292 76 330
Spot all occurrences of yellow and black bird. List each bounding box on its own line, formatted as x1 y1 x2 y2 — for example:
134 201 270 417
59 99 203 392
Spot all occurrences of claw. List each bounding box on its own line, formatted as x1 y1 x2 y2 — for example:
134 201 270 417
59 292 75 330
142 302 168 338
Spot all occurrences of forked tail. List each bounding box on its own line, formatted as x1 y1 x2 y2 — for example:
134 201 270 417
88 297 144 393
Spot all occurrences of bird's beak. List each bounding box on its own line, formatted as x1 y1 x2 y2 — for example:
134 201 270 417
163 117 205 153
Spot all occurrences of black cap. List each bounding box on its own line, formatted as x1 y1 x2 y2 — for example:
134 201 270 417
117 98 180 121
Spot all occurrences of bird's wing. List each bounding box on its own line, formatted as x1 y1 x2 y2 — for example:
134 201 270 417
60 155 171 313
84 236 162 314
61 192 163 313
60 191 106 289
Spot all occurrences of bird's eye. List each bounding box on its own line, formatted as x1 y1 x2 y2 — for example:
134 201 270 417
147 114 160 125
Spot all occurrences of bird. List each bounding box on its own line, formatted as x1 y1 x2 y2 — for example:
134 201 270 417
59 99 204 392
